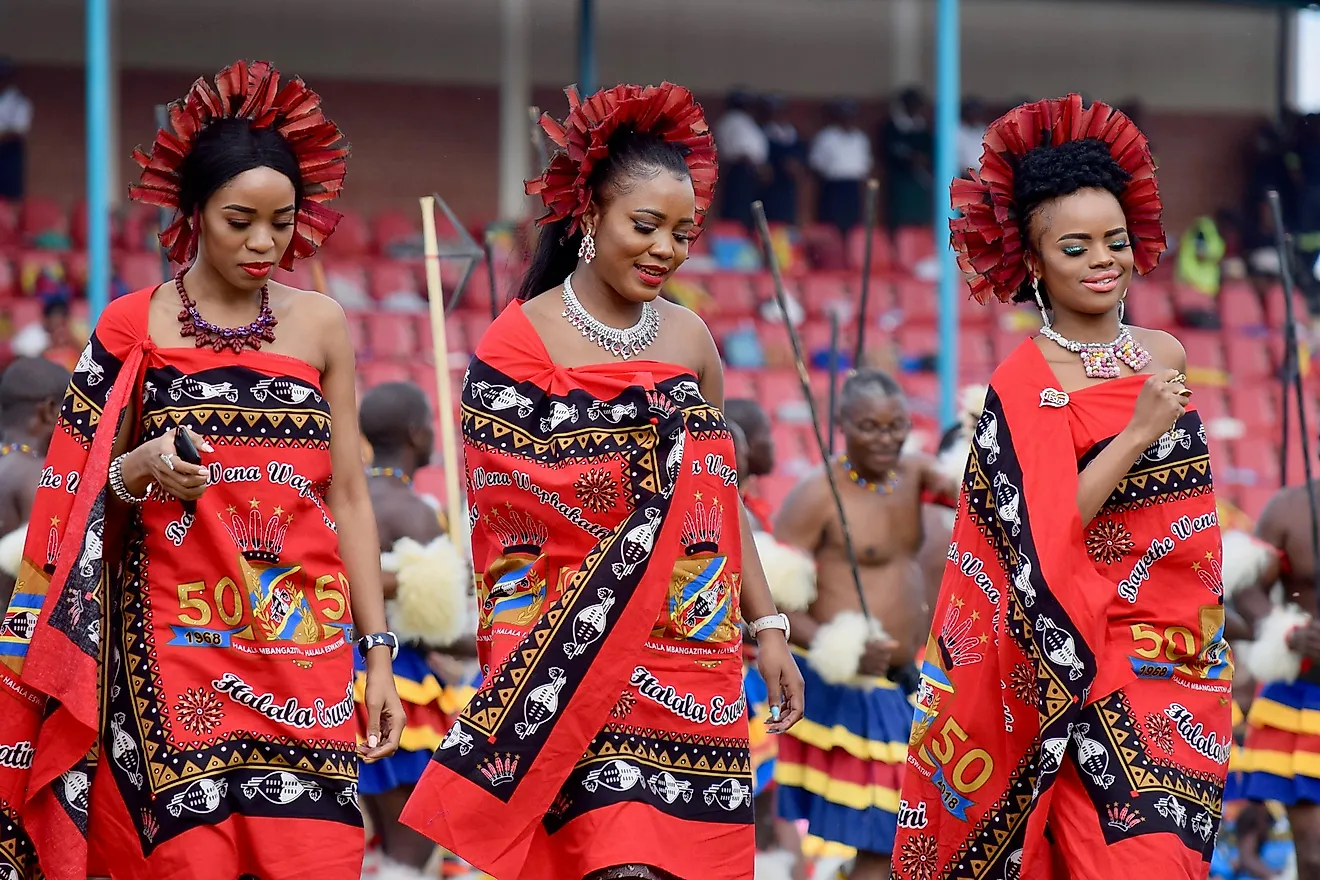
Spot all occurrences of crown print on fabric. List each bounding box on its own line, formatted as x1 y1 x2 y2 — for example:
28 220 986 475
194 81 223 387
680 498 722 556
478 753 519 787
218 500 292 564
488 506 549 556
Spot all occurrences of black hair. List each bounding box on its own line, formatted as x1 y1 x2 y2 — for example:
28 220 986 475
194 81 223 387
839 368 904 409
937 424 964 455
359 381 430 456
724 398 770 438
517 128 693 301
1011 137 1131 304
0 357 71 428
178 117 303 217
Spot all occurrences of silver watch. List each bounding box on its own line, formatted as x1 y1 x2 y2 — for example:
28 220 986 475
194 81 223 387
749 613 790 641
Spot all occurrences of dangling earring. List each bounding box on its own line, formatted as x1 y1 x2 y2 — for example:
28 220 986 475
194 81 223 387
578 230 596 264
1118 296 1126 324
1032 277 1050 328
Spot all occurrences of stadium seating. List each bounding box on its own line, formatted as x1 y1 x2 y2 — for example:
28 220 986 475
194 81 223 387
0 198 1315 520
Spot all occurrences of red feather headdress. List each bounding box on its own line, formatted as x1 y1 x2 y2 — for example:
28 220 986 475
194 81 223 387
128 60 349 271
526 83 718 235
951 93 1165 305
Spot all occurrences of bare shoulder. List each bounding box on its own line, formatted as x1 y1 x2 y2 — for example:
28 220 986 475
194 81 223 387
273 282 345 329
783 462 834 509
655 298 717 372
519 289 560 326
1130 326 1186 372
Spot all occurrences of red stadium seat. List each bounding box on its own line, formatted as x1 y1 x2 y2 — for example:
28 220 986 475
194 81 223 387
1227 384 1276 430
20 197 67 242
342 310 369 355
845 228 893 272
893 226 935 271
1219 283 1265 328
117 251 165 293
358 359 412 388
0 200 20 246
369 261 421 302
723 369 759 401
1180 331 1224 370
365 312 418 359
373 209 420 254
895 280 937 325
705 274 755 316
1223 336 1272 380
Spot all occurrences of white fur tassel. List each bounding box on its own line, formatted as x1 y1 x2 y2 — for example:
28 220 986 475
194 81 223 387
754 849 797 880
807 611 887 685
384 535 470 648
937 440 969 486
1220 529 1277 601
753 532 816 613
0 523 26 578
1247 604 1311 685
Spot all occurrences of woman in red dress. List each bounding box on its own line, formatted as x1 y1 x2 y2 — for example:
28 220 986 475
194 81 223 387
894 96 1231 880
400 83 805 880
0 61 403 880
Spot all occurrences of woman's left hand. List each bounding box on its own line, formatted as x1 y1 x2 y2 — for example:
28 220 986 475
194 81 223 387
755 630 804 734
359 656 405 762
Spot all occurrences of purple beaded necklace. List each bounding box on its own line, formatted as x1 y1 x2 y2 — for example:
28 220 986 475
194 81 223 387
175 270 278 353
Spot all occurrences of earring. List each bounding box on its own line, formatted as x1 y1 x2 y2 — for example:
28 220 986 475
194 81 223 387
1118 296 1126 323
1032 278 1050 328
578 231 596 264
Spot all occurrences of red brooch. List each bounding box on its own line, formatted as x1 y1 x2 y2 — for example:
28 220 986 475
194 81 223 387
951 93 1166 305
526 83 718 235
128 60 350 271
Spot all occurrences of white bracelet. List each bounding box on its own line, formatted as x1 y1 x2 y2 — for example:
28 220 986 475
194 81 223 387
749 613 790 641
109 453 152 504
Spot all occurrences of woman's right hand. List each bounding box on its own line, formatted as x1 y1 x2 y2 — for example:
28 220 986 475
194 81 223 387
124 427 213 501
1123 369 1190 450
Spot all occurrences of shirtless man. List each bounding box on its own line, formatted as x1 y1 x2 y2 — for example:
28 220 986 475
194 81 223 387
0 357 70 609
1232 482 1320 880
356 382 474 878
771 368 958 880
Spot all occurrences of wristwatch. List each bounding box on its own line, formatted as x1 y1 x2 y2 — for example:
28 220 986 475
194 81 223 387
356 631 400 661
748 613 790 641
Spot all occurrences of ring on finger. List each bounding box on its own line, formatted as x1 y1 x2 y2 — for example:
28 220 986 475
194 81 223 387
160 452 175 471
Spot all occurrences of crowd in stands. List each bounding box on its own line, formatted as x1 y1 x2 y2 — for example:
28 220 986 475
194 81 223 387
2 72 1319 523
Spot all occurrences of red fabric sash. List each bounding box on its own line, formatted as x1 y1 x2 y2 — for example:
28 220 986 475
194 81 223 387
0 292 152 879
401 305 704 877
894 342 1134 878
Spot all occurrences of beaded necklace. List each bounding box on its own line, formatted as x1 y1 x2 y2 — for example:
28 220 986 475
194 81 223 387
841 455 900 495
0 443 36 458
366 466 412 486
175 270 278 354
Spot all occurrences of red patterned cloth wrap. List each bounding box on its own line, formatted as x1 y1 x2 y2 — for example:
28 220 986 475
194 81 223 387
951 93 1166 305
893 342 1231 880
128 59 348 270
525 83 717 236
0 289 362 880
400 303 753 880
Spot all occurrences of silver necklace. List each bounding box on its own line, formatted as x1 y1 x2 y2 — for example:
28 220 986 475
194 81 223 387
1038 323 1151 380
561 273 660 360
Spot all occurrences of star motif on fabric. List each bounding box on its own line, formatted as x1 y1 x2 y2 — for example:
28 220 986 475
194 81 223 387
273 506 284 517
50 517 60 526
248 498 261 509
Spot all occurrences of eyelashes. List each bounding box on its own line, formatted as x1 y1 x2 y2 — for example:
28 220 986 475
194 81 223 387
1061 240 1130 257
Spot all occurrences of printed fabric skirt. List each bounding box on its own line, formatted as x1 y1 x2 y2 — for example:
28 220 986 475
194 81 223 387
774 649 913 859
1237 680 1320 805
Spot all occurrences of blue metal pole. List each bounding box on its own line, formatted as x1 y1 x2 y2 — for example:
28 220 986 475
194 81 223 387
934 0 960 430
86 0 111 324
578 0 596 94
